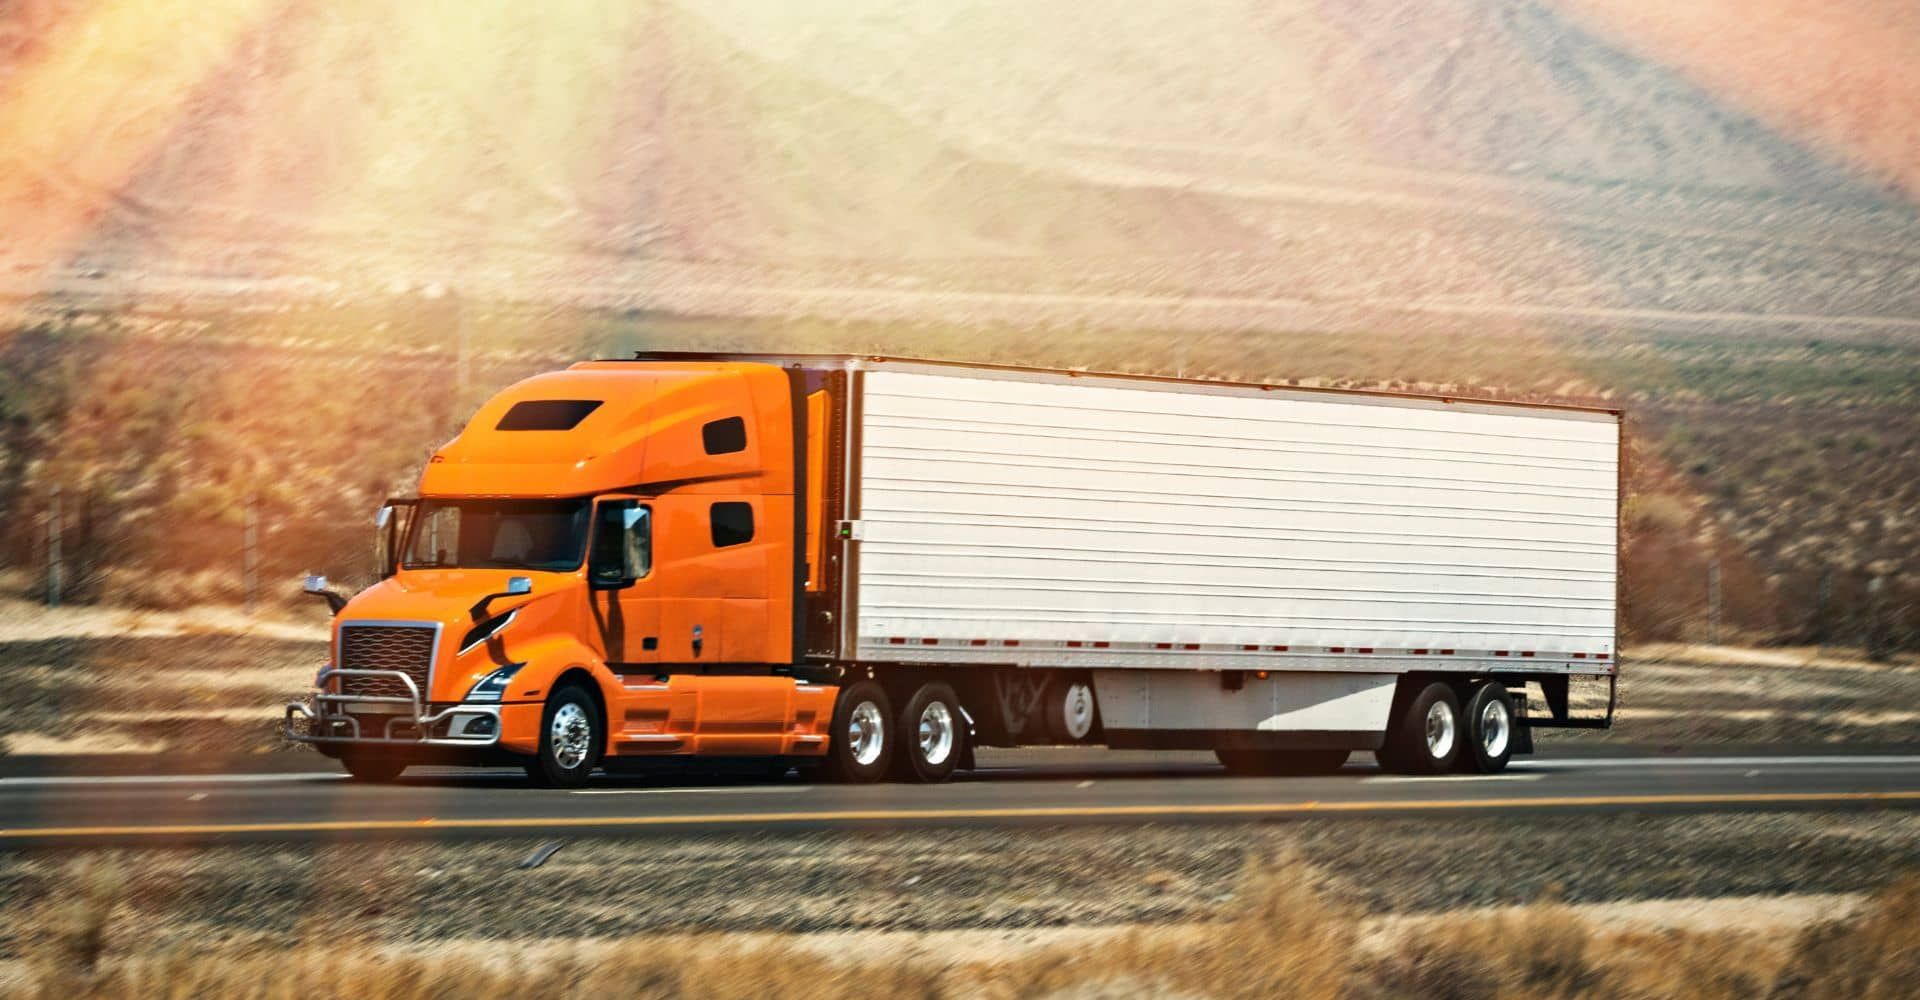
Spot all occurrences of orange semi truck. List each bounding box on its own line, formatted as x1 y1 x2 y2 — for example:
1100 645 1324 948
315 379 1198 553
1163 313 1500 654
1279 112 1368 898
287 353 1620 786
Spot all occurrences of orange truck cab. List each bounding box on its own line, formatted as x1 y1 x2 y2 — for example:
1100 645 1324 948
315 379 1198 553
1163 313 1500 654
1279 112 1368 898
288 359 857 786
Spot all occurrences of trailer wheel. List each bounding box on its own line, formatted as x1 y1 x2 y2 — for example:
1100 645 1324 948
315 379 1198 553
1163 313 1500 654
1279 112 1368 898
1043 674 1100 743
525 682 602 789
1461 682 1515 774
1379 681 1463 775
341 753 405 783
1215 748 1349 776
893 681 964 783
821 680 894 783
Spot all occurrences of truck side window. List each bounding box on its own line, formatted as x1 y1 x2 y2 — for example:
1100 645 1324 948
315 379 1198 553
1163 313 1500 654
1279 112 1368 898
710 501 754 547
589 501 651 586
702 416 747 455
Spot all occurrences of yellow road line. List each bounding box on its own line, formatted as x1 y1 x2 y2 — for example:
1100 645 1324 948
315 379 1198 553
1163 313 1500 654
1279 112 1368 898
6 790 1920 840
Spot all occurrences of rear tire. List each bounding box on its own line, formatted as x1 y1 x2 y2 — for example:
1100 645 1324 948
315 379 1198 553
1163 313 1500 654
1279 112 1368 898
1379 681 1464 775
341 753 405 783
525 682 602 789
1042 674 1101 743
893 681 964 783
1460 682 1516 774
1215 748 1349 776
821 680 894 783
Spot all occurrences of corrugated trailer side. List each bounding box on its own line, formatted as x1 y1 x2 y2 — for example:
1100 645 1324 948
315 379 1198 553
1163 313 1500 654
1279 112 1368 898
844 361 1618 751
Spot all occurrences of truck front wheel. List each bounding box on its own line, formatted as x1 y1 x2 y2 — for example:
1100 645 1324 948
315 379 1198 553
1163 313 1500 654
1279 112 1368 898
525 683 602 789
821 680 894 783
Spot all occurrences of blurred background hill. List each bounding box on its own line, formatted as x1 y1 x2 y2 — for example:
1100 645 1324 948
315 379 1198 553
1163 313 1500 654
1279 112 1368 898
0 0 1915 649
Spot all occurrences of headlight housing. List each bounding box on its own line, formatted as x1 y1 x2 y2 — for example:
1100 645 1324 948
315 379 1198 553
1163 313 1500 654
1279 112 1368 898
465 663 525 702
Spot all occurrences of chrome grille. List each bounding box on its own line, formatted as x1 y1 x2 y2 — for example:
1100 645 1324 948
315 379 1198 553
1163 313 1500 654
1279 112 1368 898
338 624 437 699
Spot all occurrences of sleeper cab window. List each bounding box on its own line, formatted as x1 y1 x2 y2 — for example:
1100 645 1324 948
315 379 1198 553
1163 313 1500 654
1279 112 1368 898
589 501 651 585
702 415 747 455
709 501 754 548
497 399 602 431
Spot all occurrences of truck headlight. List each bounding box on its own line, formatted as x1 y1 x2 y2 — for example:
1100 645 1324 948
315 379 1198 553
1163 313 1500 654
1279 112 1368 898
465 664 525 702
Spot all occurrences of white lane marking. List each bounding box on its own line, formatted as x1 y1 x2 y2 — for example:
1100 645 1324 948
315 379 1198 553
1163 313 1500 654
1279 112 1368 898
570 786 814 796
1364 774 1543 784
1511 755 1920 770
1076 780 1096 789
186 792 207 802
0 772 346 788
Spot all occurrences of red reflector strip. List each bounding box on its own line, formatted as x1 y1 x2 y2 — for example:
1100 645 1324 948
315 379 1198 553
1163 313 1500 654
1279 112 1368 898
1438 649 1455 655
1269 645 1288 652
1182 643 1199 651
888 637 906 645
1521 651 1535 658
1155 643 1173 650
1356 648 1373 654
1242 644 1260 651
1411 649 1429 655
1572 652 1587 659
969 639 987 647
1596 653 1609 660
1004 640 1020 648
1093 641 1110 649
921 638 938 646
1493 651 1510 657
1066 641 1083 648
1329 647 1345 653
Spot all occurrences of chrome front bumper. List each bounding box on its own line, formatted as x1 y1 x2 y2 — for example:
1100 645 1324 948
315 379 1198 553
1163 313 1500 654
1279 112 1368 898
284 668 501 747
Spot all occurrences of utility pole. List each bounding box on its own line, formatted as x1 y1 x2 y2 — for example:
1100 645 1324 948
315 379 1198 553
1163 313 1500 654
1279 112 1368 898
1707 557 1722 646
243 496 259 615
46 485 61 609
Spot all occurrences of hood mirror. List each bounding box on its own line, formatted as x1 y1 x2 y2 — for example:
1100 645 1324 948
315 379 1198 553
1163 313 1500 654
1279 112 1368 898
302 574 347 616
471 575 533 622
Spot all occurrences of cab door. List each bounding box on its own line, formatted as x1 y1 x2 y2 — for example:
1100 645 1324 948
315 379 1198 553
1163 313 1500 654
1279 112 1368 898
585 497 660 668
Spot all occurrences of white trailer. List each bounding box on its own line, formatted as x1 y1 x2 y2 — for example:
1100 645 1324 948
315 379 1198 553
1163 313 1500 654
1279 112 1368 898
672 353 1619 776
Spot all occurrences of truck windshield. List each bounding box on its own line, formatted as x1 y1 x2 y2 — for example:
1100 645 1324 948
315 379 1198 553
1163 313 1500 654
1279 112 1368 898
402 498 591 573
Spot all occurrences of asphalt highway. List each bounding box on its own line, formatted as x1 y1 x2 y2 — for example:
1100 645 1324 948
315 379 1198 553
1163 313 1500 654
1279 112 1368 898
2 747 1916 847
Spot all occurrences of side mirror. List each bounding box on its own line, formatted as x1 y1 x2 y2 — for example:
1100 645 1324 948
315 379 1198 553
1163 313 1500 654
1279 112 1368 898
303 574 347 616
470 575 533 622
374 504 405 579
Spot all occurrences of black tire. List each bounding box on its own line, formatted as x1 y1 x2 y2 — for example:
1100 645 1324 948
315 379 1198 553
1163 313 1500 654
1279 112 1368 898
341 753 405 783
524 682 602 788
1460 681 1516 774
1379 680 1464 775
821 680 894 783
1042 674 1101 744
1215 748 1350 776
893 681 964 783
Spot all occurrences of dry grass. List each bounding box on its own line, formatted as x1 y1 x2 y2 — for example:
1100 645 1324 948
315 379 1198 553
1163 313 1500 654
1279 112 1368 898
7 854 1917 1000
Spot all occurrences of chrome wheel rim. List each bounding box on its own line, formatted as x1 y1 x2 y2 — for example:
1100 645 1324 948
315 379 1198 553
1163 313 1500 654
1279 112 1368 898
1424 700 1457 760
1480 698 1510 758
849 700 886 767
550 702 592 770
1061 682 1096 740
918 701 955 766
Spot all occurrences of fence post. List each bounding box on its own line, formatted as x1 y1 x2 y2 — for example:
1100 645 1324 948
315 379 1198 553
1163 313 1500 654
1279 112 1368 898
244 495 259 615
46 485 61 609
